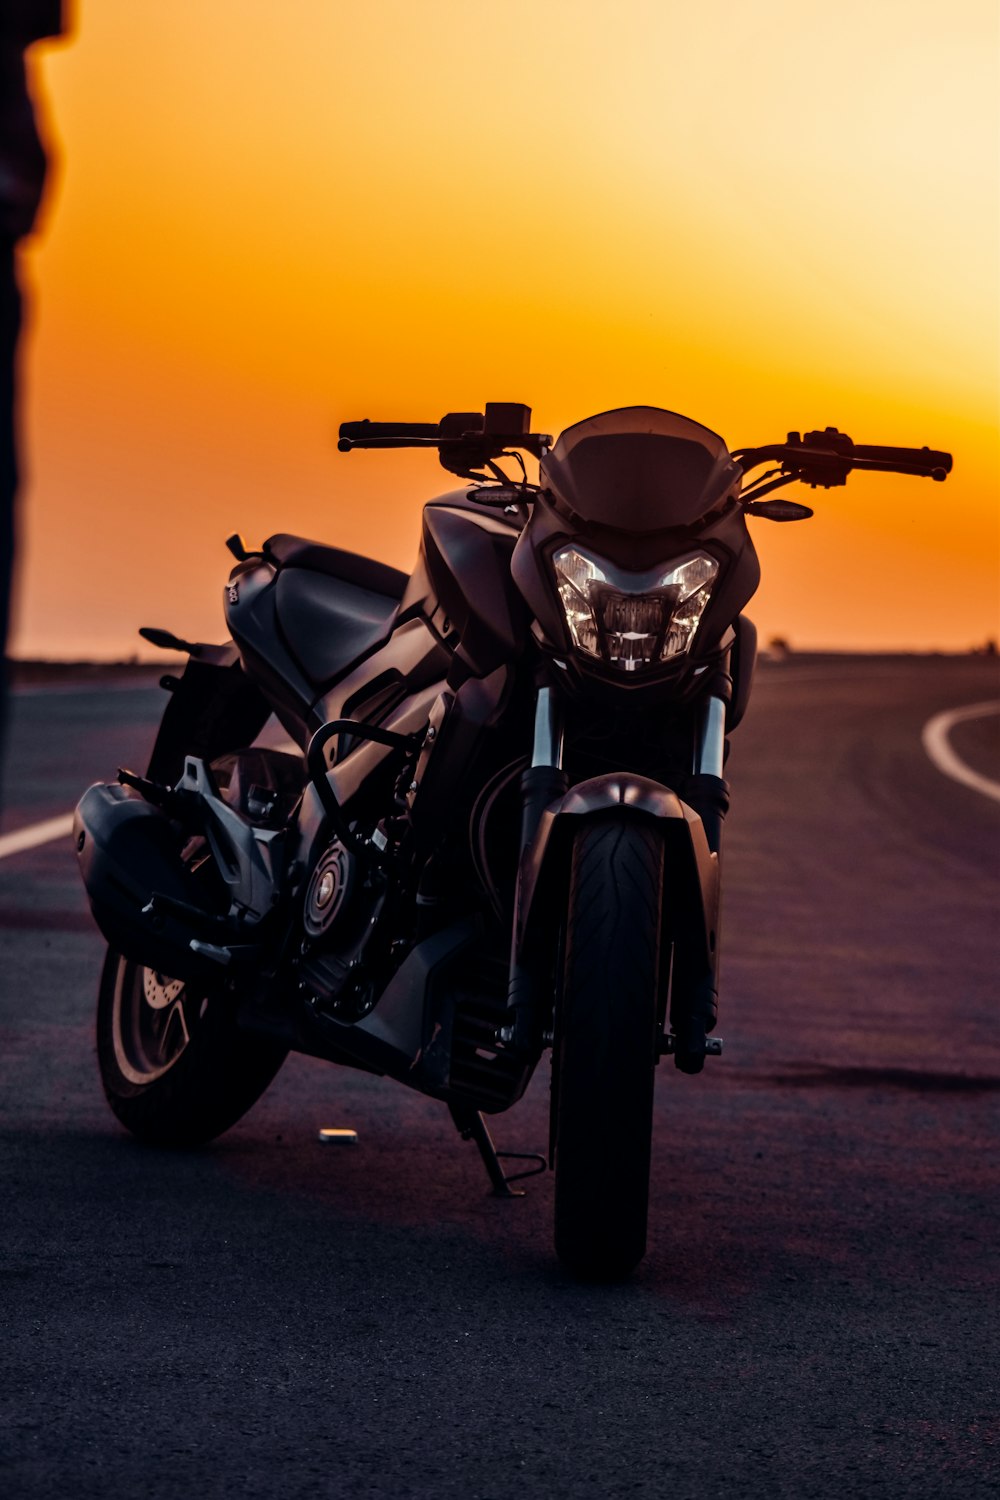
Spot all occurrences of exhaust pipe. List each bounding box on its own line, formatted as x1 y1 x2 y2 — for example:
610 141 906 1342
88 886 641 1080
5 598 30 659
74 782 229 983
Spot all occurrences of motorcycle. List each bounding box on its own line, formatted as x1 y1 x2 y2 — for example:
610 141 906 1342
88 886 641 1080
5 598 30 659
74 404 952 1276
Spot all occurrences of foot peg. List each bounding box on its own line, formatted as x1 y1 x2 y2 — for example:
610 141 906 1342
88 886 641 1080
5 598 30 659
138 626 204 656
660 1031 723 1074
661 1034 723 1057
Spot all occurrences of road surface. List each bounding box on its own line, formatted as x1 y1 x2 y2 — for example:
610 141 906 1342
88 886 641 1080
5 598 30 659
1 656 998 1499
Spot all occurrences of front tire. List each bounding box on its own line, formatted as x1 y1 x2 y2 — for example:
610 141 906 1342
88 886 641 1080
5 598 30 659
553 814 664 1278
96 948 287 1147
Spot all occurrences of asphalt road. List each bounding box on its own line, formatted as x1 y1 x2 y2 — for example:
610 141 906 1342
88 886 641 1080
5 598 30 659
1 656 999 1499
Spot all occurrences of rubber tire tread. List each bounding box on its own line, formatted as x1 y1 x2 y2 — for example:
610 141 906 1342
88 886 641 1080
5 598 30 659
553 814 663 1278
96 948 288 1148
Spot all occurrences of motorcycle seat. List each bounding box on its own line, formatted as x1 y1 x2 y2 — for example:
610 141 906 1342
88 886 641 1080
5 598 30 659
266 536 408 688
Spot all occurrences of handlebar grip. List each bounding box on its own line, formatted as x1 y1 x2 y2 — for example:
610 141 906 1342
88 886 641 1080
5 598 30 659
852 444 953 477
338 420 441 446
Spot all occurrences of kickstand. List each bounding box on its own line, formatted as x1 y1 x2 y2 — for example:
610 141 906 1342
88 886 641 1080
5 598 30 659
448 1105 547 1198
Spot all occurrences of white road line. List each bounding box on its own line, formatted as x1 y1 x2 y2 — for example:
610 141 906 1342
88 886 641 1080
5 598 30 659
2 710 994 860
921 700 1000 804
0 813 75 860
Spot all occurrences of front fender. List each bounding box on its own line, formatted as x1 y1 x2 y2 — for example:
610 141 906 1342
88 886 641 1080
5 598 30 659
515 774 720 976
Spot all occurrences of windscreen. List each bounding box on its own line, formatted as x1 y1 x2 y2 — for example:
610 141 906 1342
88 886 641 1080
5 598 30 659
540 407 740 531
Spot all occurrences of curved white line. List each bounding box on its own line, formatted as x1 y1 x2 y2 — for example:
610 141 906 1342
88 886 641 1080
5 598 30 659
921 700 1000 804
0 813 75 860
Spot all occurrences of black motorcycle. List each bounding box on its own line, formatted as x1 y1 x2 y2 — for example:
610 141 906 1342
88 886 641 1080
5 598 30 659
74 405 951 1276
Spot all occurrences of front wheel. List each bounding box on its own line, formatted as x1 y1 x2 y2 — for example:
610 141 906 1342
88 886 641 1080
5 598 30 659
552 814 664 1278
96 948 287 1147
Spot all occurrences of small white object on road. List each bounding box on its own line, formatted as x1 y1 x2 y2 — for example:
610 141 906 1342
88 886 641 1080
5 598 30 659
317 1128 359 1146
921 700 1000 805
0 813 75 861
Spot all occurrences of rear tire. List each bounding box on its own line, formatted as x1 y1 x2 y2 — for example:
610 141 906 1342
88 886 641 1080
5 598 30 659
96 947 287 1147
553 814 664 1279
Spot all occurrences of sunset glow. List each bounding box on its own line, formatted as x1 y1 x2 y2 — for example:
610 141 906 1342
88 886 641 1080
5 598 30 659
12 0 999 658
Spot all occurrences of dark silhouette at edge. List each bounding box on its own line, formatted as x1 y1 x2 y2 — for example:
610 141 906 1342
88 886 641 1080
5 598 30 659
1 0 65 811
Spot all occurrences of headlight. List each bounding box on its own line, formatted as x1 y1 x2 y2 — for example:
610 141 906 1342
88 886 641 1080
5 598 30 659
552 545 719 672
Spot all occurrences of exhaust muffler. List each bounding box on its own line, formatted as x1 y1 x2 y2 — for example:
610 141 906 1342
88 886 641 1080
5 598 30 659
74 782 228 983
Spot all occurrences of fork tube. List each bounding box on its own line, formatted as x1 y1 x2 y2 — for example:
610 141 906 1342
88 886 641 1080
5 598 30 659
531 686 564 771
688 689 731 857
505 685 568 1051
523 686 567 844
693 694 726 779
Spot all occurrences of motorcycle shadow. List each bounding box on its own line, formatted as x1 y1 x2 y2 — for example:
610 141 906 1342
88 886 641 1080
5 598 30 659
18 1056 990 1311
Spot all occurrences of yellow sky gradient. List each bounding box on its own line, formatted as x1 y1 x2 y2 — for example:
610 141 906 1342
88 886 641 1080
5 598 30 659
11 0 1000 657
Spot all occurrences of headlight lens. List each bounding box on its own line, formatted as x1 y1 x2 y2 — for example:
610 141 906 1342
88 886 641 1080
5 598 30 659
552 545 719 671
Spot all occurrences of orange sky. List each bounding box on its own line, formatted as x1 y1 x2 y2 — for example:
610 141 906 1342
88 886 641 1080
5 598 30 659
11 0 1000 658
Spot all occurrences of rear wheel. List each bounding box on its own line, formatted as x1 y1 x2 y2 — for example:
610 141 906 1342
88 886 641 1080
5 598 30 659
96 948 287 1147
552 814 664 1279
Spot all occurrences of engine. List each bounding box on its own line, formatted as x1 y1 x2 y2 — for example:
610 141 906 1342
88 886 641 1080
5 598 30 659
296 837 389 1018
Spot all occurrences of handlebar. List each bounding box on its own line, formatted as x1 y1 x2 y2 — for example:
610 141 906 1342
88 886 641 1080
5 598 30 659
850 443 952 478
337 405 553 473
338 412 953 498
735 428 953 487
338 421 441 447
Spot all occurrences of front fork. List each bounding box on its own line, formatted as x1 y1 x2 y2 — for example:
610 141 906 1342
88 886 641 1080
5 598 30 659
502 687 568 1050
674 685 731 1069
689 686 730 854
504 678 731 1058
695 691 726 778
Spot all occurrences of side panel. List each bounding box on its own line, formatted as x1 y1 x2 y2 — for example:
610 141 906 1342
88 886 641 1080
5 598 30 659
324 680 445 811
421 503 530 676
404 664 512 839
226 560 454 749
272 568 398 687
311 615 453 764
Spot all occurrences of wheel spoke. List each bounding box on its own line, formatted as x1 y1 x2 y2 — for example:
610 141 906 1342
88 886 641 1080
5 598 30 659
114 963 201 1081
164 997 191 1052
98 943 287 1147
